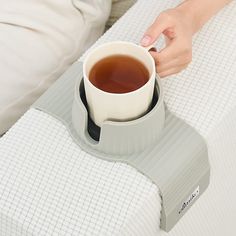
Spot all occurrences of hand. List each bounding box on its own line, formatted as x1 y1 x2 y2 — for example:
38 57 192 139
141 8 194 78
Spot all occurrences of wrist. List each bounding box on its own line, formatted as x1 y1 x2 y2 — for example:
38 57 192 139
176 1 201 34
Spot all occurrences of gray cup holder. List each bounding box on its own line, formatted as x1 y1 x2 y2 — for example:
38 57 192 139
33 61 210 231
72 77 165 157
79 79 160 142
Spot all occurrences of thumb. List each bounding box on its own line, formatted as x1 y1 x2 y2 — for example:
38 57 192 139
141 13 171 46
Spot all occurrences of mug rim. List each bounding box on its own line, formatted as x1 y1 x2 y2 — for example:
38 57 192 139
83 41 157 97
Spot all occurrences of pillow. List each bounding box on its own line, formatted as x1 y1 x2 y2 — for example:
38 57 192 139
0 0 111 135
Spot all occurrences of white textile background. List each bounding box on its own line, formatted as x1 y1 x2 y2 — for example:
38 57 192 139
0 0 236 235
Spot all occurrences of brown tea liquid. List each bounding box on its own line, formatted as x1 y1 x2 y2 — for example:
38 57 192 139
89 55 149 93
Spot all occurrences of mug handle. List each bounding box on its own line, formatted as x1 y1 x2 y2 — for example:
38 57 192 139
143 44 157 52
143 45 161 79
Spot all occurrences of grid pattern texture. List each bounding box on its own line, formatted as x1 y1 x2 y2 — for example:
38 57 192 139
0 0 236 235
0 109 161 236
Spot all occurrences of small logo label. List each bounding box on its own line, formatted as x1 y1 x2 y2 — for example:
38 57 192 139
179 186 200 214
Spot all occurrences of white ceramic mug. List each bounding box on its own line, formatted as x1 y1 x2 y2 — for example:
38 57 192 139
83 41 157 127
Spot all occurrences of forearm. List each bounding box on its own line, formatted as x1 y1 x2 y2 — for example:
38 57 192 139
177 0 232 34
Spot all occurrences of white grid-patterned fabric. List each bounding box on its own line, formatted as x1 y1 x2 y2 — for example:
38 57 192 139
0 110 161 236
0 0 236 235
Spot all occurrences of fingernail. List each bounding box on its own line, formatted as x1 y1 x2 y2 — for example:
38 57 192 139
141 35 151 46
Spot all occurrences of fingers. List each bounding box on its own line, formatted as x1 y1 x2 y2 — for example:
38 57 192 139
141 12 174 46
141 9 193 78
156 41 180 62
150 50 191 78
158 65 188 78
157 59 189 74
159 40 192 64
150 51 191 71
149 41 192 76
